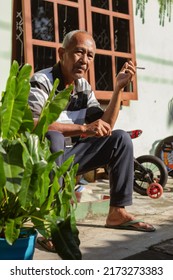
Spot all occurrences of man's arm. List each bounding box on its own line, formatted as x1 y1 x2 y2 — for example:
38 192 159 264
34 118 111 138
78 61 136 137
101 61 136 129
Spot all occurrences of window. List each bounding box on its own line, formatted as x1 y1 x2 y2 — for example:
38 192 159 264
12 0 137 103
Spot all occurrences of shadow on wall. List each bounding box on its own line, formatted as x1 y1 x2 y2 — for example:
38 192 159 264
150 98 173 155
168 98 173 126
149 140 162 155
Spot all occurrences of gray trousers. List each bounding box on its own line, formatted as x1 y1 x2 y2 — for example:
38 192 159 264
46 129 134 207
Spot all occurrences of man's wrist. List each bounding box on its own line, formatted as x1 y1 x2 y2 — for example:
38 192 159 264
81 124 87 133
114 87 122 95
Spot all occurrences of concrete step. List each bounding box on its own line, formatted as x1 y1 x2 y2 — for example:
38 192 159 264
75 179 110 221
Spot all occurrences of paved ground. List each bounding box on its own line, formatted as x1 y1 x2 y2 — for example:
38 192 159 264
33 176 173 260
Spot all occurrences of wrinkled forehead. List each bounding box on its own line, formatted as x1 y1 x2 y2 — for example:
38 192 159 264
67 32 96 51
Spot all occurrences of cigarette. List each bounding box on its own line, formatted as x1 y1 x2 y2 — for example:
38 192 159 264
136 66 145 70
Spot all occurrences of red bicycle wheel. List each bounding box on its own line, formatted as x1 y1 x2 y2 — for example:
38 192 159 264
146 183 163 199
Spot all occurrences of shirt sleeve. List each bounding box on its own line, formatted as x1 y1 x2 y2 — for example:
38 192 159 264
29 73 52 118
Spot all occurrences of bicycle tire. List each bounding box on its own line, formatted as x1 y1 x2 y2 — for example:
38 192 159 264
155 136 173 177
134 155 168 196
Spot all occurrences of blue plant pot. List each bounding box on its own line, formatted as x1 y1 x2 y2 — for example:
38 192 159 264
0 228 37 260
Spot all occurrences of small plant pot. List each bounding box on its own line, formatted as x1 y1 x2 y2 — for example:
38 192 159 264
0 228 37 260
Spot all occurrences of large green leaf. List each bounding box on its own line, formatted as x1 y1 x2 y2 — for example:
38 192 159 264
18 159 34 209
60 167 78 219
17 63 32 84
1 62 32 139
51 216 82 260
5 218 21 245
44 85 73 125
4 162 23 194
8 60 19 78
17 134 52 209
55 155 76 178
3 164 22 195
25 133 40 163
19 105 34 133
0 153 6 200
37 153 62 207
1 75 17 138
33 80 73 138
1 140 24 194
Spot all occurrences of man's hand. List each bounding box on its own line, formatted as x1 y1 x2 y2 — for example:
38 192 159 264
116 60 136 91
82 119 112 137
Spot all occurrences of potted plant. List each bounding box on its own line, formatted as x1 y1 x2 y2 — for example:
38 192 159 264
0 60 81 260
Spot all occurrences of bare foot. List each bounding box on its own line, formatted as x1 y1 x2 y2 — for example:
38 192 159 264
106 206 155 231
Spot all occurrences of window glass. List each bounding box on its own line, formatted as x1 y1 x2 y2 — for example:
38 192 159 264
92 13 111 50
33 46 56 72
31 0 55 42
114 18 130 52
95 54 113 91
91 0 109 10
58 5 79 42
112 0 129 14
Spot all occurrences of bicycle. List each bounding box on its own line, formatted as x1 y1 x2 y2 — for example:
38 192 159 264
155 135 173 177
128 130 168 199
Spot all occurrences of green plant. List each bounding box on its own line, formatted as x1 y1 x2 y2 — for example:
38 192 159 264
0 60 81 259
136 0 173 26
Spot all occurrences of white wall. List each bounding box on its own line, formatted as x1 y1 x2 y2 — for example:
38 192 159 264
115 1 173 157
0 1 12 94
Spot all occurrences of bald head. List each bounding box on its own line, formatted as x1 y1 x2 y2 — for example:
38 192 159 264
62 30 96 50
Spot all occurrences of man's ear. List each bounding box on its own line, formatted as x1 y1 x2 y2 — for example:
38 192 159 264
58 47 65 60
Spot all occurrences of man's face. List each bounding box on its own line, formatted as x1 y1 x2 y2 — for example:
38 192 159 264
59 32 96 84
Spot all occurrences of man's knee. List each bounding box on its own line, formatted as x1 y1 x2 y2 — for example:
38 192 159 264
46 131 65 152
111 129 133 149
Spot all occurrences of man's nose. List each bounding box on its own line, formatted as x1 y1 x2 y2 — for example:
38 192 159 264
80 53 88 63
